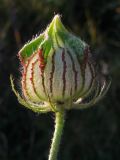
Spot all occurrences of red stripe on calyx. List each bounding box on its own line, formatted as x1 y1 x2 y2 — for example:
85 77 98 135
78 46 89 96
80 63 94 98
73 50 84 95
49 52 55 94
38 49 46 75
18 51 35 66
22 61 30 99
87 62 95 90
38 49 47 97
67 50 78 91
82 46 89 70
62 49 67 97
30 59 41 99
22 64 27 94
18 51 25 66
22 52 37 99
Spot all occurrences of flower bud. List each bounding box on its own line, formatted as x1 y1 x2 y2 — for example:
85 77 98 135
11 15 110 112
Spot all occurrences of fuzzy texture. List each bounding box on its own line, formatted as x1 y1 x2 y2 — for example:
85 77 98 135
11 14 110 112
21 46 94 105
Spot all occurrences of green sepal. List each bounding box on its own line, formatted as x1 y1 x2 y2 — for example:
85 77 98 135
66 34 87 58
46 15 68 49
47 14 68 38
18 15 68 61
19 33 44 61
40 38 53 60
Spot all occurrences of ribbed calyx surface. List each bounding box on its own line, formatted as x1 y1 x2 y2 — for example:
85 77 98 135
11 14 110 112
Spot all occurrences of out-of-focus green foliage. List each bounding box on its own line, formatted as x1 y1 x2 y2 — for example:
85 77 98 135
0 0 120 160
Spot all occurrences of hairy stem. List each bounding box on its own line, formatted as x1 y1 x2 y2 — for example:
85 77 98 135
48 111 65 160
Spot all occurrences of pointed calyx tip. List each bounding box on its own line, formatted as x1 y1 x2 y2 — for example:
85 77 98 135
53 14 61 21
47 14 68 36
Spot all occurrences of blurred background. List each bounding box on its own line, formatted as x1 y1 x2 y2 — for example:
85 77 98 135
0 0 120 159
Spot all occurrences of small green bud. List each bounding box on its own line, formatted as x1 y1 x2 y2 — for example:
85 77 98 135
11 14 110 112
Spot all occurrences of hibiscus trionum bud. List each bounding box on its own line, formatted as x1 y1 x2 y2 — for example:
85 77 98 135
11 14 110 113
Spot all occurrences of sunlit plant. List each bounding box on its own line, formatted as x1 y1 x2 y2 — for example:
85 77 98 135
11 14 110 160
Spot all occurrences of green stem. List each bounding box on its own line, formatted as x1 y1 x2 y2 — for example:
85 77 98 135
48 111 65 160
